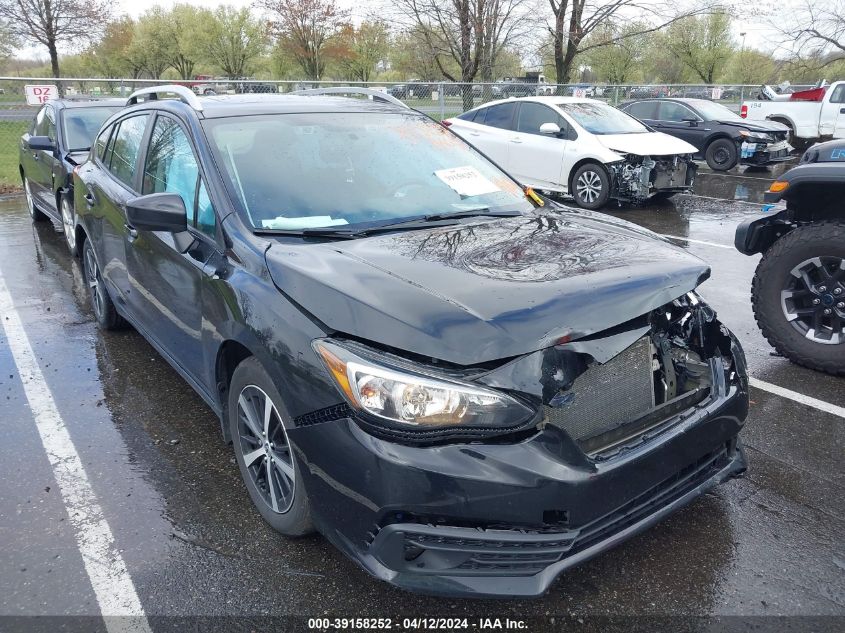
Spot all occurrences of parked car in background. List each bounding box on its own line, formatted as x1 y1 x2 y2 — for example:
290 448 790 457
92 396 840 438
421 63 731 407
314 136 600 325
71 85 747 598
234 79 278 94
445 96 697 209
19 98 125 256
626 86 669 99
734 138 845 375
621 98 792 171
741 80 845 144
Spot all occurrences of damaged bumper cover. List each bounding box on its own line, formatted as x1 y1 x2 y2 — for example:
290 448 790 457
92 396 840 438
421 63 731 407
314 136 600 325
289 294 748 597
608 154 696 203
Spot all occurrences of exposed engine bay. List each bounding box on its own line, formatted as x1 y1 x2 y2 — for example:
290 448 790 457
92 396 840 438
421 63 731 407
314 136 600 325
608 154 697 203
478 292 745 457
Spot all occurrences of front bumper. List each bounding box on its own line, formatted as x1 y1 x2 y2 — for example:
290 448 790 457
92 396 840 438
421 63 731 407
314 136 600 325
740 142 794 166
289 374 748 597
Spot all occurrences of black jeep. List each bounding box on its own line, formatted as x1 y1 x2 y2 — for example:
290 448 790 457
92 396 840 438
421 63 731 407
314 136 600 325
735 139 845 375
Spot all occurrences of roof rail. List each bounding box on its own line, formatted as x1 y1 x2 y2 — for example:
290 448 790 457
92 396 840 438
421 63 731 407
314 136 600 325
291 86 409 109
126 84 203 111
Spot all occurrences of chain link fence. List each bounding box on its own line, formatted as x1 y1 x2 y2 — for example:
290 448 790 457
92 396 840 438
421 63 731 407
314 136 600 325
1 76 815 192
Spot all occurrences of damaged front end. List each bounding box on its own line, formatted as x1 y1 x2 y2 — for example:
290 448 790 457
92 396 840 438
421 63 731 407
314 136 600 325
291 293 748 597
609 154 696 203
479 291 747 459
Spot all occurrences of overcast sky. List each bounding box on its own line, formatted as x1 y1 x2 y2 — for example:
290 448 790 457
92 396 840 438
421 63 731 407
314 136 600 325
13 0 809 66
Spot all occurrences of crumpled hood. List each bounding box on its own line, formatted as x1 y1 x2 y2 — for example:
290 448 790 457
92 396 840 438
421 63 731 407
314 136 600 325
598 132 697 157
716 119 790 135
265 211 710 366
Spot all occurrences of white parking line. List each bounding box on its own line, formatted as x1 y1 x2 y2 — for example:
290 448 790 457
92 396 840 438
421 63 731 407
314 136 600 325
749 377 845 419
0 275 151 633
660 234 735 249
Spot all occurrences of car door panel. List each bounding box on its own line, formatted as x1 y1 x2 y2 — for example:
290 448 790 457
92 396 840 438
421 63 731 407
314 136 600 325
95 114 151 304
124 114 217 380
656 102 706 150
507 102 568 190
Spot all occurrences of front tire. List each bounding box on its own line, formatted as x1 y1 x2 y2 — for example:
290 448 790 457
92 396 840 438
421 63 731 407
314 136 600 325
82 240 124 330
705 138 738 171
571 163 611 210
752 222 845 375
23 175 47 222
228 357 314 536
61 194 79 257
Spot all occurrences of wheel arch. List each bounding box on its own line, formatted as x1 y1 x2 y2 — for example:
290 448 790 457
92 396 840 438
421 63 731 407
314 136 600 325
215 339 256 443
567 157 611 193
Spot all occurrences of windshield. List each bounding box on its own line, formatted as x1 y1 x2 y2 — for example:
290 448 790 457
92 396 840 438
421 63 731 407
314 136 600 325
61 107 122 151
203 112 532 231
558 102 648 135
688 100 743 122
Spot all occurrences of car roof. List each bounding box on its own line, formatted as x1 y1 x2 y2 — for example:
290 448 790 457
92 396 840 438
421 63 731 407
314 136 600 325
468 95 599 110
51 98 126 110
190 93 411 119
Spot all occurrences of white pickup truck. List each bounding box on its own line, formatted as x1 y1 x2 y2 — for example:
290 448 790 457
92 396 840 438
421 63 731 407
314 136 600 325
740 81 845 142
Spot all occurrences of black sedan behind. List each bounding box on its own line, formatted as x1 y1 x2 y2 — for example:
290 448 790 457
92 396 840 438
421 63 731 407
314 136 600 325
621 98 792 171
19 98 124 255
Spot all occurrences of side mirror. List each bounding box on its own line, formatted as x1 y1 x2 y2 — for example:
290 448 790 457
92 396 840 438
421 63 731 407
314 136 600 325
27 135 55 152
540 122 562 136
682 117 699 127
126 193 188 233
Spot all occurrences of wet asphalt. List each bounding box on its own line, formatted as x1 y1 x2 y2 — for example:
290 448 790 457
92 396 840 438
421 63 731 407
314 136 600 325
0 160 843 631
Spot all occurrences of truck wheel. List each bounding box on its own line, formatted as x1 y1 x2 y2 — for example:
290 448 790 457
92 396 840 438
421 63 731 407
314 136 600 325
752 222 845 375
571 163 610 209
705 138 737 171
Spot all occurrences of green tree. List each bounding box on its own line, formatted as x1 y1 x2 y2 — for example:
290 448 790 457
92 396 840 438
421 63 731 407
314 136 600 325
261 0 347 80
0 19 18 61
130 8 175 79
665 11 734 84
198 6 268 78
335 20 389 82
584 24 651 84
725 49 777 84
168 4 207 80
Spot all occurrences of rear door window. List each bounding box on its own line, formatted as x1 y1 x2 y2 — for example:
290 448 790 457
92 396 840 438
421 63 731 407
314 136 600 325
659 102 699 122
624 101 658 120
107 115 149 190
829 84 845 104
483 103 517 130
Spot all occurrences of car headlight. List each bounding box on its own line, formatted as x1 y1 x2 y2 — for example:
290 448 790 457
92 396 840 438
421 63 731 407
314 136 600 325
313 340 535 434
739 130 770 142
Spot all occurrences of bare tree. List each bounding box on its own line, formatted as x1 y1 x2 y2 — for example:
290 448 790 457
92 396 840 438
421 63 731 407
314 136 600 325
260 0 348 80
0 0 111 78
544 0 717 86
393 0 531 110
773 0 844 67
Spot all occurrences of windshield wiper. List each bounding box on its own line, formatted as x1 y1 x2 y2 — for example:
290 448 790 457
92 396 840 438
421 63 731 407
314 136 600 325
253 208 524 240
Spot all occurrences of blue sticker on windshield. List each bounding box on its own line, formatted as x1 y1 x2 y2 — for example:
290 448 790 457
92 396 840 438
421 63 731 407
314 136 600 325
831 149 845 160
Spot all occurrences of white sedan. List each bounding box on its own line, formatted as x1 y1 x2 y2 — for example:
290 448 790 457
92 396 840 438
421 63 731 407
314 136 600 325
444 96 698 209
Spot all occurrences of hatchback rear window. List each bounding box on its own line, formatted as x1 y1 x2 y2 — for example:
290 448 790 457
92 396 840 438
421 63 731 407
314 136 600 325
203 112 531 230
62 107 122 151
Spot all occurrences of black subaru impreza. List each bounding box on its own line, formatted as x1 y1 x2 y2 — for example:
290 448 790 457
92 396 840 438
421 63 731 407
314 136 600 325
72 85 748 597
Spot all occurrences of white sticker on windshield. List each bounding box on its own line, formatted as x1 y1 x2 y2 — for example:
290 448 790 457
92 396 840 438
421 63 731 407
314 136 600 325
261 216 349 230
434 166 500 197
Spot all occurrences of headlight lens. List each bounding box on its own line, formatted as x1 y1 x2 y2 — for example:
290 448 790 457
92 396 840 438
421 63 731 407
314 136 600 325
313 340 535 431
739 130 770 142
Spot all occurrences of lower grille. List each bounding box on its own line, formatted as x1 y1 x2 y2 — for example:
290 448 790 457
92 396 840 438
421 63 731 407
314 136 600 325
382 445 730 576
545 336 654 450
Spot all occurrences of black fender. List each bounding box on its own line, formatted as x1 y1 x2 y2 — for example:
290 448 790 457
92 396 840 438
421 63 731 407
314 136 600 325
734 208 794 255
